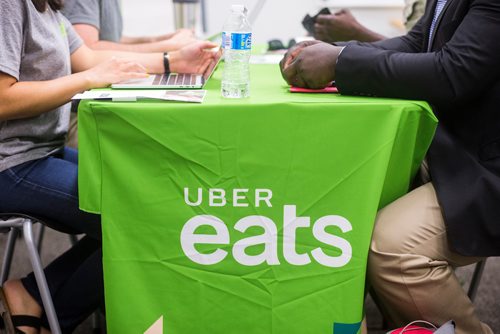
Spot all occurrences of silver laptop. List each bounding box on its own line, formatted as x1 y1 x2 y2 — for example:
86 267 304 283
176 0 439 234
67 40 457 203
112 48 222 89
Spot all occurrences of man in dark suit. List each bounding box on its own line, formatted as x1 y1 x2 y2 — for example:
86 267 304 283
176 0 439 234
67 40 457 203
281 0 499 333
312 0 427 43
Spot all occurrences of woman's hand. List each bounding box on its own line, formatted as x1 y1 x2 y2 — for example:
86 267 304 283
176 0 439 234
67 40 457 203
154 28 195 42
169 41 219 74
83 57 149 88
159 29 198 50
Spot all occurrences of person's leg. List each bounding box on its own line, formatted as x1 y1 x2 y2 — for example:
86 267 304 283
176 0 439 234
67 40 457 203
20 237 103 333
0 148 102 332
368 183 492 334
0 148 100 238
48 246 103 333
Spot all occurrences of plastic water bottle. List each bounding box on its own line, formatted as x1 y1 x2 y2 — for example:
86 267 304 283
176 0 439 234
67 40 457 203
221 5 252 98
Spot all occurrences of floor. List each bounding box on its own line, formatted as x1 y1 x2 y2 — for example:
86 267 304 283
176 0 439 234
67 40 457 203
1 226 498 333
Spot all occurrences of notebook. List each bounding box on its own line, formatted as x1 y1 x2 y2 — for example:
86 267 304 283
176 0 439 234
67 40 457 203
112 48 222 89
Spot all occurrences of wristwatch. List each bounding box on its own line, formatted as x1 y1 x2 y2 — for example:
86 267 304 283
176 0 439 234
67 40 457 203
163 52 171 74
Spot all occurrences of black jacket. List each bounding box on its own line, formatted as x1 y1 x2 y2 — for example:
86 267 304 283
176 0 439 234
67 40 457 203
336 0 500 256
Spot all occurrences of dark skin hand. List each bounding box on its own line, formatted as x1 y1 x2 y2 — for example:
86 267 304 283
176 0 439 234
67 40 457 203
314 9 385 43
280 42 343 89
279 40 322 70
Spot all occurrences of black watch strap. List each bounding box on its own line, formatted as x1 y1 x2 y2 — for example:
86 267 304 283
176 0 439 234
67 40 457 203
163 52 171 74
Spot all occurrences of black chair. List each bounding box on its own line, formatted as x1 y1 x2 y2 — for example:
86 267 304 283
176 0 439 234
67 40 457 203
0 213 62 334
468 259 487 302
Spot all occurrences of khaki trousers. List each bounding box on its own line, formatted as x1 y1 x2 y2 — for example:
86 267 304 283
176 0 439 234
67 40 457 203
66 111 78 149
368 182 492 334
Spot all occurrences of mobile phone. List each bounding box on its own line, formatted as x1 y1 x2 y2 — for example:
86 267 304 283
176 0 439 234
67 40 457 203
302 8 332 35
314 7 332 20
302 14 315 35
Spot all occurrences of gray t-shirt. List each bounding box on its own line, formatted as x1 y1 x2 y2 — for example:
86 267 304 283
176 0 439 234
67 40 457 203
0 0 83 172
62 0 124 43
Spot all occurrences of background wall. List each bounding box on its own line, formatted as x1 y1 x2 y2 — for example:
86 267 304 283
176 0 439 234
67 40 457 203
121 0 406 44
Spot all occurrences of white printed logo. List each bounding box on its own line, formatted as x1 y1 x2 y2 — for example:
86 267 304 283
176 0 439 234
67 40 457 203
180 188 353 268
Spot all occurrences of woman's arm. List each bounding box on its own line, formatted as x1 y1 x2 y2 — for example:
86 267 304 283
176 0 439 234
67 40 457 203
0 58 147 121
70 41 217 74
0 41 217 122
121 29 193 44
74 24 196 52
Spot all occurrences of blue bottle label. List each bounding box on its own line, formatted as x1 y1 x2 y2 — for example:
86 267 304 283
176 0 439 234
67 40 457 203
222 32 252 50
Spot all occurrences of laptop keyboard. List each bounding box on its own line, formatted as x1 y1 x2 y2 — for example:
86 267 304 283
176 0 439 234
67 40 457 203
160 73 197 87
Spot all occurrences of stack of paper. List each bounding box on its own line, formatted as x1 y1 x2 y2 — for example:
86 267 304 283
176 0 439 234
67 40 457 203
72 90 207 103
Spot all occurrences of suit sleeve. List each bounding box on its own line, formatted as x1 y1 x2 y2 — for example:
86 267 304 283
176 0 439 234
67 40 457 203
335 0 500 109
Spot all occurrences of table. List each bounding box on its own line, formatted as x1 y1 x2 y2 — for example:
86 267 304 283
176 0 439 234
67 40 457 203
78 63 437 334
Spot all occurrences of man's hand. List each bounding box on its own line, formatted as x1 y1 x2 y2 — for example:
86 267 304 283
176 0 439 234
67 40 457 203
314 9 384 43
279 40 322 78
281 42 343 89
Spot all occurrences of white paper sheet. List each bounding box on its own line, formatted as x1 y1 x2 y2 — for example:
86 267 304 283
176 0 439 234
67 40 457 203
72 90 207 103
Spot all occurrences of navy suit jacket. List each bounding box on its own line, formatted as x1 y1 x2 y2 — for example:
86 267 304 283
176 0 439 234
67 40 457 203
336 0 500 256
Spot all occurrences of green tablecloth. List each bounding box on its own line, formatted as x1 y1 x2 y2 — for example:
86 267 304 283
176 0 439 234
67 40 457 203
78 63 437 334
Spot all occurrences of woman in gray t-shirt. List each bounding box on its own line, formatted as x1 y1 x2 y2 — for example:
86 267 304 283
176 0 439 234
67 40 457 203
0 0 217 332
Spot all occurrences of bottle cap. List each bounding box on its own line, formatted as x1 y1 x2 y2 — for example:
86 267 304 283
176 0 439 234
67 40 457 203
231 5 246 12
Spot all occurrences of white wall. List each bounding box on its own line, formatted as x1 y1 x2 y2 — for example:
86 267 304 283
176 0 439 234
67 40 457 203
121 0 174 37
121 0 407 44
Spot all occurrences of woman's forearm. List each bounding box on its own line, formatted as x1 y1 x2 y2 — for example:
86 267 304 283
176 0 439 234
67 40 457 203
0 56 149 121
93 50 165 73
70 45 164 74
0 72 91 121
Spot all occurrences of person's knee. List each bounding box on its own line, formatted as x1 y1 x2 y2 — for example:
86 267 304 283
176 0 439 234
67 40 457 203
370 206 406 256
367 226 400 288
368 207 425 286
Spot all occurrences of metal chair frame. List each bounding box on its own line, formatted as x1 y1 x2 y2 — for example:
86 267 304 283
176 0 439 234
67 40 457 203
0 214 62 334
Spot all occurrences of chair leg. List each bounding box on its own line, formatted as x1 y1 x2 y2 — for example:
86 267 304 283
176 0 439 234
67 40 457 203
368 287 391 330
92 311 102 334
22 220 62 334
0 228 19 285
69 234 79 246
35 223 45 254
468 259 487 302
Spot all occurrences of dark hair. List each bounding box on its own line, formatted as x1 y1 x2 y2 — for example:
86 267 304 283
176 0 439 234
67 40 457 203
31 0 63 12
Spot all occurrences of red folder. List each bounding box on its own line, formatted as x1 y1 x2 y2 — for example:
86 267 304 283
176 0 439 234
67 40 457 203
290 86 338 93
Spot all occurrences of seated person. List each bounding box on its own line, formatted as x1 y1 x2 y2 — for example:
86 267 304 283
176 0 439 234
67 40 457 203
0 0 216 332
280 0 498 333
62 0 209 148
313 0 426 42
62 0 197 52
